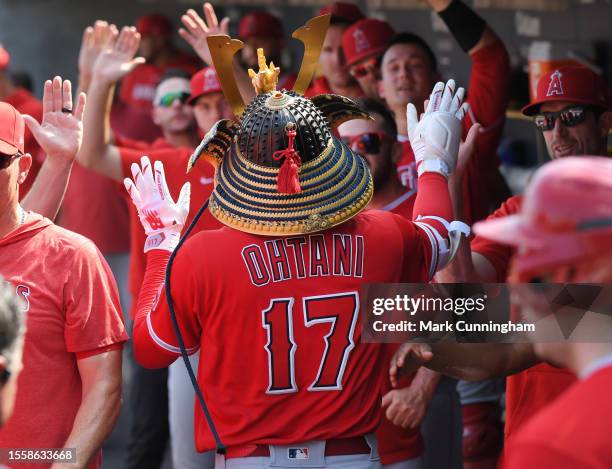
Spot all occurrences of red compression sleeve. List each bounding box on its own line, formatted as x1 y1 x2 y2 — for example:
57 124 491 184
132 250 180 368
412 172 453 237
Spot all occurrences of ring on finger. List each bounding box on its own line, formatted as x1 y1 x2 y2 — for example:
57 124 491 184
61 107 72 114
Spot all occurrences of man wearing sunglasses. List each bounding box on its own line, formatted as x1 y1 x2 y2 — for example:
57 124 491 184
78 24 223 469
0 81 128 468
342 19 395 100
394 65 612 459
378 0 510 227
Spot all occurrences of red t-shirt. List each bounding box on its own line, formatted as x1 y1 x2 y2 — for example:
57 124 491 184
5 88 43 198
471 195 522 282
470 194 577 440
0 213 128 469
502 364 612 468
136 210 436 451
396 38 510 225
119 55 200 112
118 142 222 317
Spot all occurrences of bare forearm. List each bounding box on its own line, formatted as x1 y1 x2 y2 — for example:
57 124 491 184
78 78 115 170
52 383 121 469
412 367 441 400
21 157 74 220
424 342 538 381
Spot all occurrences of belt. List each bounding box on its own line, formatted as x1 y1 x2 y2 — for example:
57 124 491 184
225 436 371 459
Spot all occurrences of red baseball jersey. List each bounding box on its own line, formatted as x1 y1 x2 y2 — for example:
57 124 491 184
396 38 510 225
0 213 128 469
470 194 577 440
131 171 452 451
502 364 612 468
118 141 222 317
471 195 522 282
6 87 43 198
382 188 417 220
119 55 200 112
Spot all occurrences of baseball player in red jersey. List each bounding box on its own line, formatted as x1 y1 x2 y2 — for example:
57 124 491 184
392 65 612 447
124 20 471 464
470 156 612 468
379 0 511 224
342 19 395 100
0 80 128 468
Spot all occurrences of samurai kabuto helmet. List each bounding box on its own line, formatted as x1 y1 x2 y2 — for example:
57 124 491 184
188 15 374 235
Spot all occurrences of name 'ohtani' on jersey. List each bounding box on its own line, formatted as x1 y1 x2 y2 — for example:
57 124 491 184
241 234 365 286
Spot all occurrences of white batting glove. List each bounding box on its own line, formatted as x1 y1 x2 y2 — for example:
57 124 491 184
407 79 469 178
123 156 191 253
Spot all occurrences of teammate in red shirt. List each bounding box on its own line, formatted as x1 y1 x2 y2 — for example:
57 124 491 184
305 2 365 99
392 65 612 450
471 156 612 468
0 44 44 198
379 0 510 224
0 83 127 468
342 19 395 100
78 25 228 468
126 9 471 458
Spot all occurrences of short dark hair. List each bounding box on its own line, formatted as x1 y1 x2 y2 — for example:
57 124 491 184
0 280 24 372
382 32 437 72
355 98 398 140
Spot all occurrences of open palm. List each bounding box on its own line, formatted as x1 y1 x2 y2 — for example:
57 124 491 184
23 77 86 162
92 26 145 85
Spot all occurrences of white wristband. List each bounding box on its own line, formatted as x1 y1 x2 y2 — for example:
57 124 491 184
417 159 450 178
144 232 181 253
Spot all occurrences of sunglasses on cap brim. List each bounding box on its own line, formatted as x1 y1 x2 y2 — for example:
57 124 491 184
155 91 191 108
534 105 592 132
0 151 23 170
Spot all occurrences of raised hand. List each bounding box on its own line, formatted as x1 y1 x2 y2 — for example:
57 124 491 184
92 25 145 86
78 21 118 86
124 156 190 253
22 77 86 164
179 2 230 66
407 79 469 178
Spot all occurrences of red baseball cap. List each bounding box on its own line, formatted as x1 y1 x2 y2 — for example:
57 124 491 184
0 102 25 155
474 156 612 278
0 44 9 70
317 2 365 24
342 19 395 68
136 13 172 38
188 67 223 104
238 11 284 40
522 66 611 116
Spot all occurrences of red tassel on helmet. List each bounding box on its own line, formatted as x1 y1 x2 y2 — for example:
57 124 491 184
272 123 302 194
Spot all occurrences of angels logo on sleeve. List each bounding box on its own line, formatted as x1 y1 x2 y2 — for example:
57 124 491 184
546 70 564 97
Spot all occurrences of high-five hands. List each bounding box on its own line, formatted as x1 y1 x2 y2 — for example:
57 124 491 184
124 156 191 253
92 25 145 86
407 79 468 179
179 2 230 66
22 77 86 164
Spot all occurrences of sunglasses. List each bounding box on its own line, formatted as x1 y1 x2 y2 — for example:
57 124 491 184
0 151 23 170
341 132 391 154
156 91 191 108
534 106 590 132
349 57 379 79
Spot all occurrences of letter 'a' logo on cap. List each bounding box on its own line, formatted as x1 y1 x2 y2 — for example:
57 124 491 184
546 70 564 97
353 28 370 54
